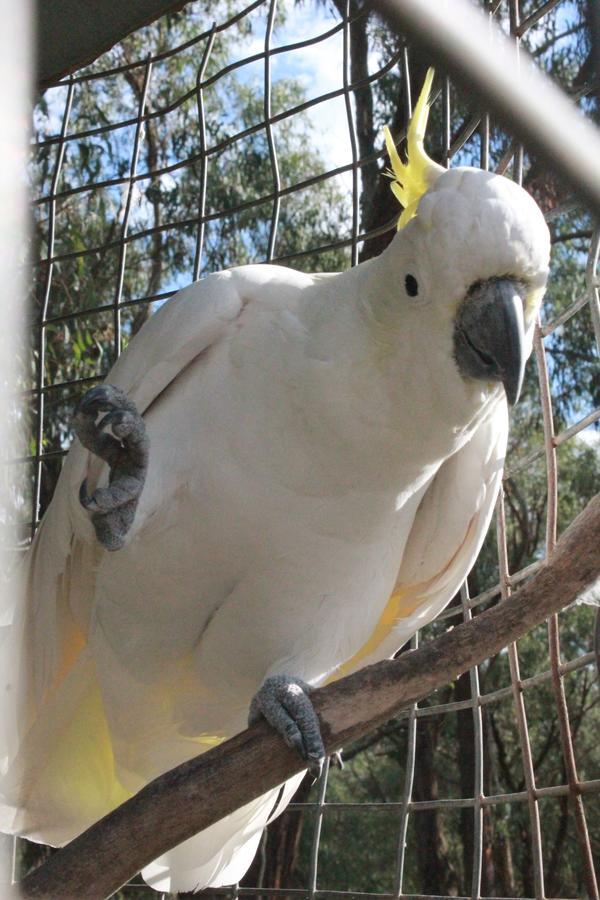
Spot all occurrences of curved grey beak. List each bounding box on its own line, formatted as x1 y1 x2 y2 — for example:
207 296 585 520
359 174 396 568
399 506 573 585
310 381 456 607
453 278 526 406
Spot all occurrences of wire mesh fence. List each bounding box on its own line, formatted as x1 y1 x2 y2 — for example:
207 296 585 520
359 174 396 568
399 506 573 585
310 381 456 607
9 0 600 897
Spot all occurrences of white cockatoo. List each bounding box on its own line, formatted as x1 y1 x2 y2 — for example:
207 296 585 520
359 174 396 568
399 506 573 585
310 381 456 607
0 70 550 892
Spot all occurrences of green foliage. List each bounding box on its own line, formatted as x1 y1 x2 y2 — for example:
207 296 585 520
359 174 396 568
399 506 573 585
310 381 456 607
29 0 350 519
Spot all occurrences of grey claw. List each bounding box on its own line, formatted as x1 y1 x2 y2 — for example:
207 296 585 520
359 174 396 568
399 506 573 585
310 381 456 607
281 722 305 758
79 478 99 511
331 750 344 770
308 755 325 781
77 385 107 413
249 675 326 773
77 384 135 417
74 385 149 551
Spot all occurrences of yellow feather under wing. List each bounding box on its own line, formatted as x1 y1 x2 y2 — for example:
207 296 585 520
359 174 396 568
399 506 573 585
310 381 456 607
1 521 223 845
0 648 130 845
335 515 479 680
334 404 508 679
1 640 225 845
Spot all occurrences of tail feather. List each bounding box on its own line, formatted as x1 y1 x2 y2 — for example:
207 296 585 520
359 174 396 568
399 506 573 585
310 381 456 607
142 773 305 893
1 485 309 890
0 651 131 845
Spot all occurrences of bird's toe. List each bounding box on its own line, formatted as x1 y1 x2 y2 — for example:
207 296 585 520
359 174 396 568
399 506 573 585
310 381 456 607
249 675 326 776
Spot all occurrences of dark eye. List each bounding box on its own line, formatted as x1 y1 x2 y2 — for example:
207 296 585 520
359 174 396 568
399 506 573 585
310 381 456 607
405 274 419 297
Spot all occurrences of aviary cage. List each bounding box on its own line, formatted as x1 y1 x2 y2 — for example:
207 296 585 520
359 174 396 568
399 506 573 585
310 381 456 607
10 0 600 896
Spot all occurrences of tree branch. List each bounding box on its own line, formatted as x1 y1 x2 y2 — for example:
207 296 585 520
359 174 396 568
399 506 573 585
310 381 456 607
17 493 600 900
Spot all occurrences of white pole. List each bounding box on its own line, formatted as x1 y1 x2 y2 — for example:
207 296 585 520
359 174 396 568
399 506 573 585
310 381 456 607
374 0 600 217
0 0 33 892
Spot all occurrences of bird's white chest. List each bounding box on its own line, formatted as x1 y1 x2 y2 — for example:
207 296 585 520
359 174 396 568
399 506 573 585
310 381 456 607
91 305 465 731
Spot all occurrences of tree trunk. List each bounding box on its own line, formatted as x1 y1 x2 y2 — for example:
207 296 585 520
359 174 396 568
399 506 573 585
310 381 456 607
124 61 163 337
331 0 378 233
411 717 459 895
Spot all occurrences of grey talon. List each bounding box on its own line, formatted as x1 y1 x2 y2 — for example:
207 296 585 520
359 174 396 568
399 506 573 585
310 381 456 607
249 675 326 774
307 754 324 782
331 750 344 770
79 479 93 509
74 384 149 551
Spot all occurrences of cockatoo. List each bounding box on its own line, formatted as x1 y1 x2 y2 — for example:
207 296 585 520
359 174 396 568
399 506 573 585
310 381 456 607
0 70 549 893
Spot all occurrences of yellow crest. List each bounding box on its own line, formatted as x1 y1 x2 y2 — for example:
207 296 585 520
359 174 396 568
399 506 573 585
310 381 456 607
384 68 444 230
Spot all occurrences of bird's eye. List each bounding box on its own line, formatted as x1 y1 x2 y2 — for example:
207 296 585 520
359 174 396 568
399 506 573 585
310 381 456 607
405 274 419 297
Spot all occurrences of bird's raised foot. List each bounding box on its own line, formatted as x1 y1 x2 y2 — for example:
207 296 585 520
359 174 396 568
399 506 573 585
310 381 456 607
73 384 149 552
249 675 326 779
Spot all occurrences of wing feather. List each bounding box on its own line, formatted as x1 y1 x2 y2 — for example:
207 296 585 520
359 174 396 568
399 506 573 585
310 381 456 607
338 401 508 676
0 272 247 839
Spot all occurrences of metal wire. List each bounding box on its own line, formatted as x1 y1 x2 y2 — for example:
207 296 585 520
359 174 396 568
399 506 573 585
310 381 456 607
31 77 74 536
342 0 360 267
393 633 418 898
112 57 153 359
15 0 600 897
497 490 546 900
263 0 280 262
193 25 216 280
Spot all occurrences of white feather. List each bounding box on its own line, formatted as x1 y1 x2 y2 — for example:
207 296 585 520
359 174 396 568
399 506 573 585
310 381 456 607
0 167 550 890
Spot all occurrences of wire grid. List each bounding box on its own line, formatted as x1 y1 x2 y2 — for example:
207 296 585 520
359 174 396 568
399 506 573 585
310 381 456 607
13 0 600 896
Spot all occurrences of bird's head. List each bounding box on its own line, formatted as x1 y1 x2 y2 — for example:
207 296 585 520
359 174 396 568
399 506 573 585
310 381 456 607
382 70 550 408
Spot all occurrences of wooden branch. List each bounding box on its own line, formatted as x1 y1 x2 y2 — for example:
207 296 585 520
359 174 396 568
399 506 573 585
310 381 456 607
18 494 600 899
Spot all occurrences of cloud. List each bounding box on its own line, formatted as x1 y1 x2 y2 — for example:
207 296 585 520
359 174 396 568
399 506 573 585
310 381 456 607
271 6 353 191
219 6 387 200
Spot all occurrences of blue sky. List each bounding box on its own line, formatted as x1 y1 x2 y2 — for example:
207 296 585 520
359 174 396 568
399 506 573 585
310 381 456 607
236 3 362 194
